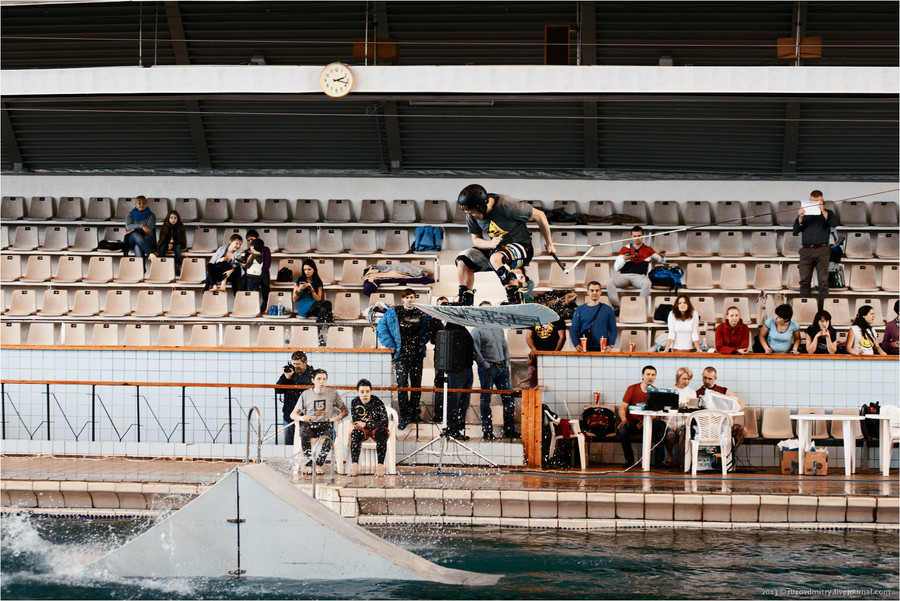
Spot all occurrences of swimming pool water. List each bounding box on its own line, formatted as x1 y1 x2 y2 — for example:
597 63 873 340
1 514 897 600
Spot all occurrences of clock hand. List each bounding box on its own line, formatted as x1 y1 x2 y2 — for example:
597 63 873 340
333 77 348 83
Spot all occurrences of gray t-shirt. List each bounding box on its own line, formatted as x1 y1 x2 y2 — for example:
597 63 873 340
466 193 534 246
296 388 347 421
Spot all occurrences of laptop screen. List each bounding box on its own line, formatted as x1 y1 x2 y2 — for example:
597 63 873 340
646 390 680 411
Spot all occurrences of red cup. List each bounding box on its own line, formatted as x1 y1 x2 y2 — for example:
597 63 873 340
593 391 601 404
580 336 587 351
600 337 607 352
629 342 636 353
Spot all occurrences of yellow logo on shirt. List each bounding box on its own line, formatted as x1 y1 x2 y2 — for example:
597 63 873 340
488 221 509 239
534 323 556 340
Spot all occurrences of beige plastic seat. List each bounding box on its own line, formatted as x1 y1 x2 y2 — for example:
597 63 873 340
332 292 361 320
390 199 418 223
503 328 528 359
848 264 878 291
544 262 575 288
781 232 802 258
791 297 818 325
738 406 759 440
882 265 900 292
133 289 164 317
278 258 303 280
199 290 229 317
62 323 87 345
314 258 335 285
550 200 577 214
26 323 56 345
115 257 145 284
653 232 680 257
265 291 293 314
316 228 344 253
290 325 320 347
360 325 376 348
40 226 69 251
257 228 279 251
101 289 132 317
256 325 286 348
619 295 648 324
123 324 151 347
785 264 803 290
147 257 176 283
189 324 218 347
325 198 353 222
326 325 355 348
37 289 69 316
12 226 39 250
821 298 851 326
523 199 544 210
1 254 22 282
0 226 7 250
261 198 290 222
716 201 744 226
368 293 395 311
684 201 713 226
203 198 230 222
358 199 386 223
56 197 84 221
421 199 449 223
584 200 612 219
839 201 868 226
652 296 677 322
233 198 260 222
157 324 185 347
875 233 899 259
223 325 251 347
21 255 52 282
70 290 101 316
164 290 196 317
651 201 681 226
750 231 778 257
622 200 650 224
617 329 648 352
223 227 247 246
294 199 322 222
179 258 207 283
745 201 774 226
85 197 113 221
871 201 899 226
1 322 22 345
830 408 864 441
148 197 171 220
551 230 578 253
232 291 262 318
382 229 411 255
114 197 135 219
760 407 793 439
718 263 748 289
692 296 716 323
100 226 125 246
685 232 711 257
583 261 610 287
350 229 378 254
72 227 99 251
716 231 745 257
339 259 368 285
51 256 83 283
845 232 872 258
190 227 219 252
284 228 313 253
1 196 26 219
685 263 713 289
586 231 615 257
174 197 200 222
721 297 752 324
775 201 800 226
91 324 120 346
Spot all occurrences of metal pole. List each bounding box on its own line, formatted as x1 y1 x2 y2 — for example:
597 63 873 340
1 383 5 440
136 385 141 443
91 384 96 442
46 383 51 441
274 388 280 446
227 387 233 444
245 407 261 464
181 386 186 444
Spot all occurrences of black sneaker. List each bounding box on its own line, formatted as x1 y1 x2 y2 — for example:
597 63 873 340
457 287 475 306
483 431 496 440
502 429 521 439
504 285 520 305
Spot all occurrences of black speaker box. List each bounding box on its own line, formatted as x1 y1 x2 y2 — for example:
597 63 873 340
434 329 467 372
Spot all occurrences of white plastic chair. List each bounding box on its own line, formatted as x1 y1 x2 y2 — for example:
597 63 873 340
545 409 587 470
683 410 733 476
293 416 345 476
337 407 399 474
877 405 899 477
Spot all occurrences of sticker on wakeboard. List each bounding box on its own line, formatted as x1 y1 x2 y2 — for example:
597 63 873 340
414 303 559 329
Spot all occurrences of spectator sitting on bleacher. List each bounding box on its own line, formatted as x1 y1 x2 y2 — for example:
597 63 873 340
715 306 751 354
292 259 332 320
758 303 800 355
662 295 701 353
149 209 187 276
124 195 156 262
607 225 665 315
881 300 899 355
804 310 838 355
242 230 271 308
205 233 242 292
846 305 887 356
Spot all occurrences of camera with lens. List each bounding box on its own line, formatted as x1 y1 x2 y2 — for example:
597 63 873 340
283 364 294 374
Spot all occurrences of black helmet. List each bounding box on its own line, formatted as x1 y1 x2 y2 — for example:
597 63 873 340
457 184 489 213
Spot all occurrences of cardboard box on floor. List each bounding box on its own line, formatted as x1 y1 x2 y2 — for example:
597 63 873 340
781 449 829 475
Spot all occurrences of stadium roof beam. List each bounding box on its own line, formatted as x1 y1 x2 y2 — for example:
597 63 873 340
0 101 23 171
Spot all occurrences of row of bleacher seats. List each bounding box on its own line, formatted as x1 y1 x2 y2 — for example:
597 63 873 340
4 195 898 227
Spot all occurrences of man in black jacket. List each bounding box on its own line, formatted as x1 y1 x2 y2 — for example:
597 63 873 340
793 190 839 311
276 350 315 444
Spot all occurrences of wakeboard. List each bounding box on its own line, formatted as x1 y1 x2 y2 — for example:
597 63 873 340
415 302 559 329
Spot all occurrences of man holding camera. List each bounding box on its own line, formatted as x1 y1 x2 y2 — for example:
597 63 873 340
276 350 315 445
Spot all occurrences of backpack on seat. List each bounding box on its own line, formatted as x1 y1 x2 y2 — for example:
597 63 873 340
580 406 617 438
411 225 443 251
648 264 684 292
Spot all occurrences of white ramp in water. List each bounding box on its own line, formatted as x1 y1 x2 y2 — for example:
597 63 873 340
92 463 500 585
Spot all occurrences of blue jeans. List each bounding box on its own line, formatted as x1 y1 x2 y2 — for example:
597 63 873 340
446 368 473 433
476 363 514 433
126 230 155 257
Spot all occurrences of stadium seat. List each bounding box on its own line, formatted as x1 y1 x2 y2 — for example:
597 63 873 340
255 227 279 251
256 325 286 348
871 201 899 226
28 196 54 220
100 226 125 245
651 201 681 226
506 328 530 358
157 324 185 347
63 323 87 346
146 197 170 220
553 200 579 214
388 199 416 224
791 298 818 325
279 258 303 280
222 227 247 244
797 408 828 439
382 229 411 254
750 231 778 257
619 295 648 324
232 291 262 317
189 324 218 347
233 198 260 222
685 232 711 256
114 197 134 219
72 226 99 251
716 201 744 226
358 199 386 223
781 231 802 257
21 255 52 282
691 296 716 324
716 231 745 257
203 198 230 222
745 201 774 226
174 197 200 222
1 196 25 219
721 297 752 324
100 289 132 317
622 200 650 224
326 326 355 348
882 265 899 292
179 258 207 283
52 256 83 283
550 230 578 255
316 228 344 253
350 229 378 254
776 201 800 226
1 322 22 345
265 291 292 314
360 326 376 348
588 200 615 219
294 199 322 222
845 232 872 258
753 263 783 290
684 201 713 226
839 201 868 226
83 255 114 282
85 197 114 221
854 298 884 327
70 290 101 317
26 323 56 345
333 292 361 319
339 259 368 285
114 257 145 283
90 324 119 346
875 233 898 259
785 264 804 290
719 263 748 289
133 290 164 317
583 261 610 288
822 298 851 326
586 231 615 257
123 324 151 347
12 226 39 250
546 262 576 288
223 325 251 347
421 199 450 223
199 290 229 317
617 329 649 352
652 295 677 322
40 226 69 251
314 258 335 285
37 289 68 316
0 226 7 249
262 198 290 222
284 228 313 253
685 263 713 289
326 198 353 222
290 325 320 348
1 254 22 282
653 232 680 257
830 408 864 441
147 257 176 283
523 200 544 209
848 265 878 291
56 197 84 221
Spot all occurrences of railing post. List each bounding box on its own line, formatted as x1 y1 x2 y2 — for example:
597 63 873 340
521 388 543 469
227 387 233 444
136 385 141 443
181 386 186 444
46 383 51 441
1 383 6 440
274 388 280 446
91 384 96 442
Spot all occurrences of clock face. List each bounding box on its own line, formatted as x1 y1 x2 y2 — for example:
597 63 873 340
319 63 353 98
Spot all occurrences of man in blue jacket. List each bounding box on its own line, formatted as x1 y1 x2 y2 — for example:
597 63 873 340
571 281 617 352
376 289 432 430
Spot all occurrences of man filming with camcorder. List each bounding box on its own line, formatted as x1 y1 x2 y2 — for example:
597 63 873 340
276 350 315 445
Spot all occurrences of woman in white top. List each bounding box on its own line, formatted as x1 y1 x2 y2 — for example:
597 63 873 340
673 366 698 407
663 295 702 352
846 305 887 356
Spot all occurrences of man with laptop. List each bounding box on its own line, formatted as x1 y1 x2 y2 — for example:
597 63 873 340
696 366 746 446
617 365 668 469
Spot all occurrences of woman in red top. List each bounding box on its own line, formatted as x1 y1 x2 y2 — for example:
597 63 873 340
715 306 751 354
